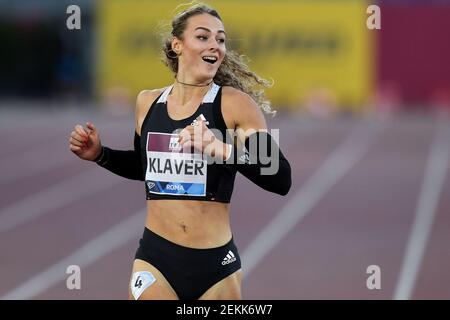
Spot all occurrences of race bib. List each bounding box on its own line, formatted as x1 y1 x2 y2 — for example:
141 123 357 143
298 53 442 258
145 132 207 196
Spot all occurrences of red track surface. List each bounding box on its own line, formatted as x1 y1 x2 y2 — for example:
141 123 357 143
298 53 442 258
0 109 448 299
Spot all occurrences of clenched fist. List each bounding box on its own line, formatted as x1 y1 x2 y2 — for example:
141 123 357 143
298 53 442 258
69 122 102 161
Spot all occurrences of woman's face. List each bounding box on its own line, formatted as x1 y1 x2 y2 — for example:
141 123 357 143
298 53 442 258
173 13 226 82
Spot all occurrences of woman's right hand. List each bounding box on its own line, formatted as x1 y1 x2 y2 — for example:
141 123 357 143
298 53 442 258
69 122 102 161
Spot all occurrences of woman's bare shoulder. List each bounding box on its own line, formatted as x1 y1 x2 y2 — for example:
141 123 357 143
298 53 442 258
135 88 165 134
221 86 266 130
221 86 252 102
136 88 165 111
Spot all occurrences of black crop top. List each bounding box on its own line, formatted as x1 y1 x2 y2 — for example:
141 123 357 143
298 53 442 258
139 83 237 203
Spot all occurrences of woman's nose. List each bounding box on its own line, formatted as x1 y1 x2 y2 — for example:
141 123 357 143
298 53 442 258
209 39 219 50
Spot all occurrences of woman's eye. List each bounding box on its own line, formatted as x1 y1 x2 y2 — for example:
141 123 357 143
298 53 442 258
218 39 226 44
197 36 207 41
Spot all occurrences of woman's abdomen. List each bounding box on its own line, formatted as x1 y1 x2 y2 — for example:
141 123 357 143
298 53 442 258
145 199 232 249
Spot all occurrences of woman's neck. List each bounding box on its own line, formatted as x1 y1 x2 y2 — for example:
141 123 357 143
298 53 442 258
171 74 213 105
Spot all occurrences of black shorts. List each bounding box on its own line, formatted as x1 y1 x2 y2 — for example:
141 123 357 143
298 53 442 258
134 228 241 300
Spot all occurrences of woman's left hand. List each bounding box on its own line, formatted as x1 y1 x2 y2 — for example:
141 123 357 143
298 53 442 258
178 120 230 160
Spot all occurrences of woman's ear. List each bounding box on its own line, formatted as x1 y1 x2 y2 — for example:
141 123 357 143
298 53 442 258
171 37 182 56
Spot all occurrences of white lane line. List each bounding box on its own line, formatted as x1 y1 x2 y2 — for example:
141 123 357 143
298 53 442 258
393 122 450 300
242 120 383 278
0 168 122 233
1 209 146 300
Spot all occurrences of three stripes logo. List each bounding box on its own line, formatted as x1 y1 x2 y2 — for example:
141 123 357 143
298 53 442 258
222 250 236 265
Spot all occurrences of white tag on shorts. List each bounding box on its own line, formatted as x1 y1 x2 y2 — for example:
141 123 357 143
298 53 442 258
130 271 156 300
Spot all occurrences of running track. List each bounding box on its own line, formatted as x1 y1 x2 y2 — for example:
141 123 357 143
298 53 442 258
0 107 449 300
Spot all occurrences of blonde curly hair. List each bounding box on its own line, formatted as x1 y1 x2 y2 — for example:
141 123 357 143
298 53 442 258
161 2 275 115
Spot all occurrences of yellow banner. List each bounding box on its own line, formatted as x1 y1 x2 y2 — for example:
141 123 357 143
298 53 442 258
97 0 373 111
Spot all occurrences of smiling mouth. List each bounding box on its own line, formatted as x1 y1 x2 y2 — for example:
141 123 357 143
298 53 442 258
202 56 218 64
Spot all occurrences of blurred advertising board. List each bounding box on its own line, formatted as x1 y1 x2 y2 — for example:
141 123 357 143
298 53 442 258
96 0 373 111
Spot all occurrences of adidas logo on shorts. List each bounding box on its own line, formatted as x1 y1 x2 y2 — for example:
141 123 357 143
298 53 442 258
222 250 236 265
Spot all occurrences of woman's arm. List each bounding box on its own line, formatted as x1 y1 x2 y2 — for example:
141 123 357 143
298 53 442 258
222 87 292 196
93 89 162 181
70 90 161 181
93 131 144 181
